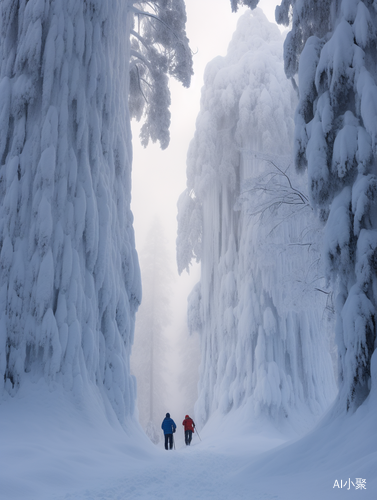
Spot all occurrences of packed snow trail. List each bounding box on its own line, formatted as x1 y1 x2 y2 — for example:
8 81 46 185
55 402 377 500
58 426 287 500
55 403 377 500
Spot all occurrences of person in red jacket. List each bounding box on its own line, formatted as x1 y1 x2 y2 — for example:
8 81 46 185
182 414 195 445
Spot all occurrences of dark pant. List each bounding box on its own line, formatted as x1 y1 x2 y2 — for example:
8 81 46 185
185 430 193 445
164 433 173 450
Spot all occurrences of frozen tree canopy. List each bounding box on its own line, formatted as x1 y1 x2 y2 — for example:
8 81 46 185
177 9 336 427
0 0 191 425
272 0 377 412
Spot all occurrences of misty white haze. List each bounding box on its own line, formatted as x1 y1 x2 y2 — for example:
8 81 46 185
130 0 250 433
130 0 279 431
1 1 376 500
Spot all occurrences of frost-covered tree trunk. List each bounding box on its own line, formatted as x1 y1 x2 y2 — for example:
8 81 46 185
0 0 142 423
177 9 336 427
272 0 377 412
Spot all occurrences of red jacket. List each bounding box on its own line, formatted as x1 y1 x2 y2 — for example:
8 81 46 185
182 416 195 432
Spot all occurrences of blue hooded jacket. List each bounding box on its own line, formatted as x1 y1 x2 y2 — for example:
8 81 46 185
161 415 176 435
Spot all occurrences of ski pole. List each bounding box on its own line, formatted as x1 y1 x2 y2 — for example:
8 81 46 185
195 427 202 441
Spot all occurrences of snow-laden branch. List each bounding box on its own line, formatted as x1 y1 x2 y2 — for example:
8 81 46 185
129 0 193 149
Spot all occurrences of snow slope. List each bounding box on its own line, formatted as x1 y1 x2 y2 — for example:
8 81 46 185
1 377 375 500
0 379 154 500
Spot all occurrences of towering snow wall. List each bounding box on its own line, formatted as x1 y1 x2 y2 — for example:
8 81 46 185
177 9 336 427
0 0 141 423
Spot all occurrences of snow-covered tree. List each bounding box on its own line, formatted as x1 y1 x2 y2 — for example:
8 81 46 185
177 9 336 427
131 219 173 442
270 0 377 413
129 0 193 149
0 0 191 425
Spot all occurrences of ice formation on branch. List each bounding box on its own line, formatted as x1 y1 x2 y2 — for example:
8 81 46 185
273 0 377 412
177 9 336 427
0 0 191 425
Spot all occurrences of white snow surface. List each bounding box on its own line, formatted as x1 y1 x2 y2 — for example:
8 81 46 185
1 376 376 500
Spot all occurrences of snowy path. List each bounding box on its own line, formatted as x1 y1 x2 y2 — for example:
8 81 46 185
53 404 377 500
1 387 285 500
2 386 376 500
58 436 281 500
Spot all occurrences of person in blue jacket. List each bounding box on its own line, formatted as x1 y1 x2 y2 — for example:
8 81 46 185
161 412 177 450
